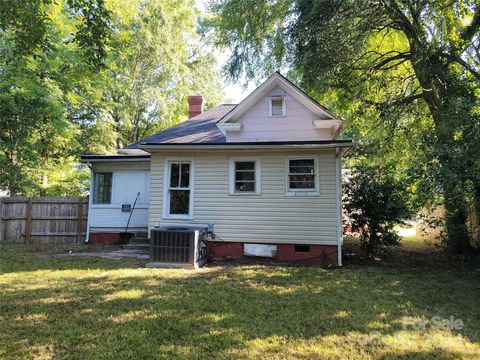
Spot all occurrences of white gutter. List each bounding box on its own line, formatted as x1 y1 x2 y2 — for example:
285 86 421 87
139 142 355 151
117 149 150 155
79 157 150 163
335 147 343 266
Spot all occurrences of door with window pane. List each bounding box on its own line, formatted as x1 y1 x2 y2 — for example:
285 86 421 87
167 162 191 216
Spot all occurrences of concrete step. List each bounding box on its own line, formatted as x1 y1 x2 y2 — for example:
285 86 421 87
129 237 150 245
122 243 150 252
131 231 148 238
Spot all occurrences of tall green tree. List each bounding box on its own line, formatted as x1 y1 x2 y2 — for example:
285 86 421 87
1 0 223 196
0 0 112 195
92 0 223 149
206 0 480 254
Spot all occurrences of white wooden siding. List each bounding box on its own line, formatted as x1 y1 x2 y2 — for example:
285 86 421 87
227 87 333 142
149 150 339 245
89 162 150 231
89 208 149 231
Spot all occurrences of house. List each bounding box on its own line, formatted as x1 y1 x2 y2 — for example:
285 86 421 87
80 72 354 265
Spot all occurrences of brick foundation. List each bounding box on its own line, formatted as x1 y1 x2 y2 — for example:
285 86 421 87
207 241 339 265
89 232 121 244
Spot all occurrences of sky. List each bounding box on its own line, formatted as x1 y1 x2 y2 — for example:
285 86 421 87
222 77 257 104
218 53 257 103
197 0 257 104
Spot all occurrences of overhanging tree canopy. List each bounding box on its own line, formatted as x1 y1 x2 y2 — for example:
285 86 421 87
206 0 480 253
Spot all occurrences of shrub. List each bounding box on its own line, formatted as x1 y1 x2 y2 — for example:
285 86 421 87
344 165 413 257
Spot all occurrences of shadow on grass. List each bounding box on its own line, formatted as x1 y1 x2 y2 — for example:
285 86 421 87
343 235 480 273
0 244 145 273
379 351 464 360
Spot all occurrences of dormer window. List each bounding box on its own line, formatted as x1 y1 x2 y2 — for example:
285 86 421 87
269 96 286 117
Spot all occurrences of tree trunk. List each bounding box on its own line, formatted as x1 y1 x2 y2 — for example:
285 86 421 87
115 120 122 149
430 107 473 254
110 109 122 149
441 175 473 254
410 56 473 254
40 147 49 197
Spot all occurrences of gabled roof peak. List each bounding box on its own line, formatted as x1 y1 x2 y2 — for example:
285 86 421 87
218 72 341 124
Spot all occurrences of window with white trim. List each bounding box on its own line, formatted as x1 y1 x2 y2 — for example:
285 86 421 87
287 158 317 192
269 96 286 117
229 158 261 195
166 162 191 216
93 172 112 204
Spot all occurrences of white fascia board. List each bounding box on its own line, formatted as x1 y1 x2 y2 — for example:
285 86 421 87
312 119 343 129
218 73 279 125
312 119 343 136
218 123 243 132
278 80 339 120
80 157 151 163
117 148 150 155
139 142 355 151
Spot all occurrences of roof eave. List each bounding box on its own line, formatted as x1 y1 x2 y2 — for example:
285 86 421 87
117 148 149 155
218 72 343 124
80 155 151 163
138 141 355 151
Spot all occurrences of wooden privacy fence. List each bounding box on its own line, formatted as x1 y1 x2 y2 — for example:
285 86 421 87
0 197 88 244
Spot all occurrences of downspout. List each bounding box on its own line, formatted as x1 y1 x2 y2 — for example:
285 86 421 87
335 147 343 266
85 162 94 243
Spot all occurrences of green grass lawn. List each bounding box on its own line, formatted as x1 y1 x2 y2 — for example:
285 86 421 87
0 240 479 359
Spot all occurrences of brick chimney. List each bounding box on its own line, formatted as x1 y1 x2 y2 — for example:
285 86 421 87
188 96 203 119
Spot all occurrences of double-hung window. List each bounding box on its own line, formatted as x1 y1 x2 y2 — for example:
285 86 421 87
286 157 318 194
93 172 112 204
166 161 192 217
269 96 286 117
229 158 261 195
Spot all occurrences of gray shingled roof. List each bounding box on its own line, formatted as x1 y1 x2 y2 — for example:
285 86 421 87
123 104 236 149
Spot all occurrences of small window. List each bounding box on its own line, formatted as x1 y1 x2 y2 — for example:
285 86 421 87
269 96 285 117
235 161 255 193
167 162 191 216
295 245 311 253
229 158 261 195
287 158 317 192
93 172 112 204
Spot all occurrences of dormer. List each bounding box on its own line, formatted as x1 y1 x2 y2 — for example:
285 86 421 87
217 72 343 143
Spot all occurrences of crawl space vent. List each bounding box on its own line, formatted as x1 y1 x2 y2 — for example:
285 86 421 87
244 244 277 258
